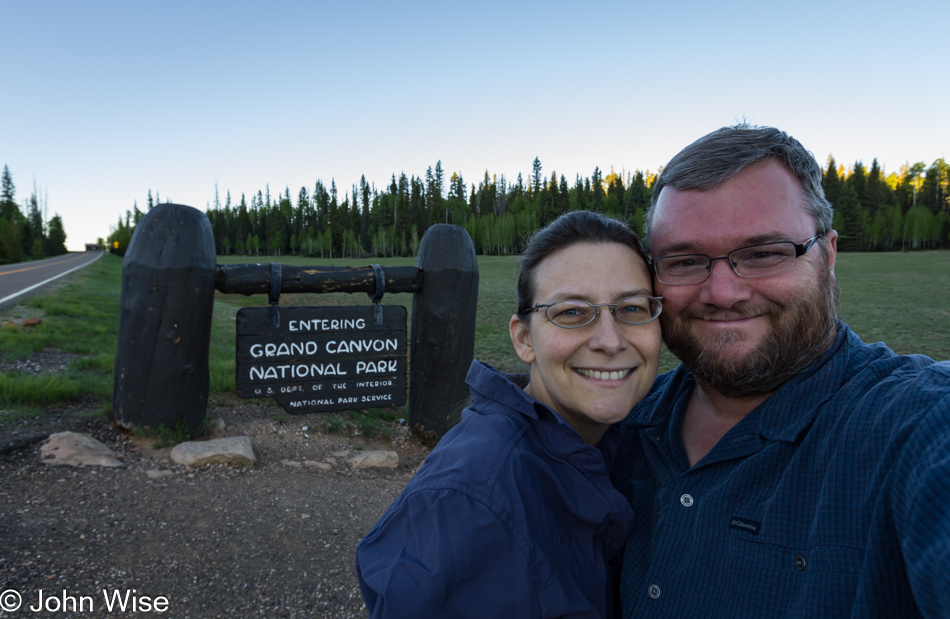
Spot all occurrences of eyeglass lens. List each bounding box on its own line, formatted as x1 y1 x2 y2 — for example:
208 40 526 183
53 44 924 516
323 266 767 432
656 241 801 284
546 297 660 327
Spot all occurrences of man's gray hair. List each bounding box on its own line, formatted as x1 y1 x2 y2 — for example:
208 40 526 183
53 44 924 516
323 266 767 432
645 124 833 248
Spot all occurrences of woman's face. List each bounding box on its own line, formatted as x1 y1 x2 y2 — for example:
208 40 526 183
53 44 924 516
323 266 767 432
509 241 661 445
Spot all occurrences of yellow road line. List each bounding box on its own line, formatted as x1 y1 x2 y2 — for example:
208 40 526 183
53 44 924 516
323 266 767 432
0 255 83 277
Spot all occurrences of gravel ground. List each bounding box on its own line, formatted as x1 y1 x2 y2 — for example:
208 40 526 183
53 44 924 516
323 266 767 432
0 356 429 618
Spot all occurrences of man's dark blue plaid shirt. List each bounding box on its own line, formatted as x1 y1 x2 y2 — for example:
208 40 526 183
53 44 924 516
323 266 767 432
611 322 950 618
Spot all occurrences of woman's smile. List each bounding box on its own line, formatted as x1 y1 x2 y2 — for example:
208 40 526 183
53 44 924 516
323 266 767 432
575 367 634 381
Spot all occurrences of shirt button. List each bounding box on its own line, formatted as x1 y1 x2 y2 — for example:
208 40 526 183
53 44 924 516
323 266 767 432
680 493 694 507
648 584 661 599
608 554 619 566
794 554 807 571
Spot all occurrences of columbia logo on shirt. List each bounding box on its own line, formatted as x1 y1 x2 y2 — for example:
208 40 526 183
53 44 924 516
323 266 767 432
729 517 761 535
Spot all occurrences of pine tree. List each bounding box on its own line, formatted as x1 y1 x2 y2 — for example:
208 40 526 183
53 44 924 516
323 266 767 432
866 159 896 216
426 163 446 225
0 166 23 235
434 161 445 201
0 166 24 261
624 171 649 216
922 159 949 214
360 175 371 250
531 157 543 196
396 173 410 242
0 166 15 216
823 156 841 207
590 167 605 211
849 161 869 207
832 182 861 251
23 192 42 256
46 214 67 255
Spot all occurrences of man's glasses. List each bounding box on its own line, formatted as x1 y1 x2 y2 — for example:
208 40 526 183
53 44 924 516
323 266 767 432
650 234 823 285
519 296 663 329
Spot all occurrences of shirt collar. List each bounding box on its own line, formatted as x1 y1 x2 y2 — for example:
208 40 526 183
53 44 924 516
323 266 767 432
749 321 851 442
637 321 856 444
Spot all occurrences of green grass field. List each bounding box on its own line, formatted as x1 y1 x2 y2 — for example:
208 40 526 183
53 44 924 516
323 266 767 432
1 250 948 422
834 251 950 361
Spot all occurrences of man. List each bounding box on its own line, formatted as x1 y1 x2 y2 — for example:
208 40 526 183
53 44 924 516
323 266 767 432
611 124 950 618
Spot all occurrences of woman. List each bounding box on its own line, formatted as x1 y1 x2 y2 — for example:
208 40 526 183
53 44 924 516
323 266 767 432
355 210 661 618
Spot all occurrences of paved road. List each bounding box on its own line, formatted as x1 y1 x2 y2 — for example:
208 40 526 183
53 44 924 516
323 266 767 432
0 252 104 312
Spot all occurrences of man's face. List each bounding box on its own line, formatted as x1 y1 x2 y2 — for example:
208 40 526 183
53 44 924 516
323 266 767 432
649 159 839 397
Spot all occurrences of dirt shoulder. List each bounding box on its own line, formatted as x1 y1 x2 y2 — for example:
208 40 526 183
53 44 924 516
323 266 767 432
0 389 428 618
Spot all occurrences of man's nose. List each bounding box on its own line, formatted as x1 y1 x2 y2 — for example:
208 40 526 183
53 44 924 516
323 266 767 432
697 259 752 308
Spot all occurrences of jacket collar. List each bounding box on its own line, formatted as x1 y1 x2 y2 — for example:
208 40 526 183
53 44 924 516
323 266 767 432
466 360 621 465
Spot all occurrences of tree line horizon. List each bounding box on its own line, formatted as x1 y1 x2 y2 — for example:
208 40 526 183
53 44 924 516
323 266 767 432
103 155 949 259
0 165 69 264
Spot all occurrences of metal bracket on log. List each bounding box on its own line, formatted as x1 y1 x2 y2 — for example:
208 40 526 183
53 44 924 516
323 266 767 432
369 264 385 325
268 262 282 328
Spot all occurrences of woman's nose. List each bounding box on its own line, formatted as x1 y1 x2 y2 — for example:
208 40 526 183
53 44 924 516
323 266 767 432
587 310 627 354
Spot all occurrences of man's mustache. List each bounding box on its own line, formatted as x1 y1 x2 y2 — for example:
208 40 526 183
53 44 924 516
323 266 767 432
679 303 780 323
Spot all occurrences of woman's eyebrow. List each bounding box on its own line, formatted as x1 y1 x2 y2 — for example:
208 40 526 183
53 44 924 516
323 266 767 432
543 288 654 302
623 288 654 298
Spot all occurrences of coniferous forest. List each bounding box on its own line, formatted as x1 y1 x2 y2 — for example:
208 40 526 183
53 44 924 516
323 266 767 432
101 155 950 259
0 165 68 264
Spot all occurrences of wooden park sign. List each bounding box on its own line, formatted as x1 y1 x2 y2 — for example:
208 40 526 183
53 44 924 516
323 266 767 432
236 305 407 413
113 203 478 440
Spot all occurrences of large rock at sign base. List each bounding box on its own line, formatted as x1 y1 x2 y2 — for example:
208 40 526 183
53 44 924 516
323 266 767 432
40 431 124 468
348 450 399 469
170 436 256 467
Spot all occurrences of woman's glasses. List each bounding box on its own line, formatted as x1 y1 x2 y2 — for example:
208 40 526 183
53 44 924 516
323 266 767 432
520 296 663 329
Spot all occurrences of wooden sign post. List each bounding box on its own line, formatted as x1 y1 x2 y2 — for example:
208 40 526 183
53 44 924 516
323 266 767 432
409 224 478 437
112 203 216 434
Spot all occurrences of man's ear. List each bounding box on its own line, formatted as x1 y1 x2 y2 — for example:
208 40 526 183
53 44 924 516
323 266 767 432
509 314 536 365
824 229 838 272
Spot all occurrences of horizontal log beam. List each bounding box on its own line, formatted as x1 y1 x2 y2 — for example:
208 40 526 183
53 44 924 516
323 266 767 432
215 264 421 296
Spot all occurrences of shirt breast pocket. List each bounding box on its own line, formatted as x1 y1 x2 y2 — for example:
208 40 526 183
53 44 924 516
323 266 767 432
731 535 862 574
728 535 863 612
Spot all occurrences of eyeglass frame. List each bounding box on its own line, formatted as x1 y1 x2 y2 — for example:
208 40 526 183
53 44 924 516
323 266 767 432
518 296 664 329
649 233 824 285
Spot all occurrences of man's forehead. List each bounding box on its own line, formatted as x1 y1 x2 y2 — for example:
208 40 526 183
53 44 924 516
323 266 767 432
650 202 815 255
652 231 798 256
650 163 815 254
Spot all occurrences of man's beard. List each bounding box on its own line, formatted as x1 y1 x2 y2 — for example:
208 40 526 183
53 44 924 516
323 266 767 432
661 270 840 398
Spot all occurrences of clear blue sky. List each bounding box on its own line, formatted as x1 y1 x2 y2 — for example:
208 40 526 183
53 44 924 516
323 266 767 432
3 0 947 250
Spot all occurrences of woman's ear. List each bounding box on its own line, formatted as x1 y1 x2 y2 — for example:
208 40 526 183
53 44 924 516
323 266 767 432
509 314 536 365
